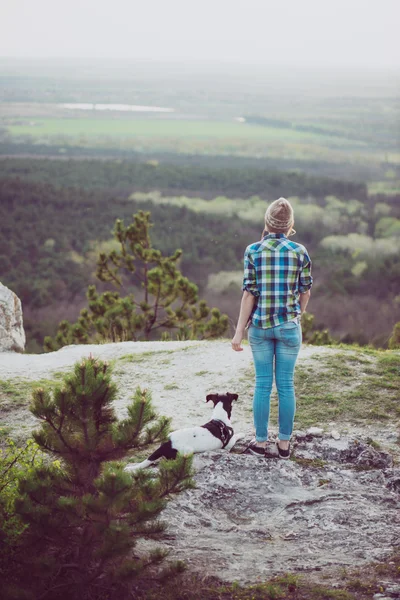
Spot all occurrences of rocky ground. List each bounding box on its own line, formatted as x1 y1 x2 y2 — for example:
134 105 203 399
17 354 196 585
156 434 400 586
0 340 399 593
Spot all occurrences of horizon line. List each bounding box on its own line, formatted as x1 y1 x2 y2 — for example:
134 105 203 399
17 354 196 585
0 56 399 71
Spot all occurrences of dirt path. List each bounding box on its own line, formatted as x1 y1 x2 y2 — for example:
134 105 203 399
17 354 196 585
0 340 336 435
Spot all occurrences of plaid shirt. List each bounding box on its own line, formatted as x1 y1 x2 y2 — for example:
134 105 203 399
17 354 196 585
243 233 313 329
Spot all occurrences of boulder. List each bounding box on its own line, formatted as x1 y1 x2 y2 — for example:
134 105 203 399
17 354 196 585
0 282 25 352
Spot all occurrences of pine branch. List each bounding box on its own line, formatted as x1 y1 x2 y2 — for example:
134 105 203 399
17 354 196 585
57 393 67 435
41 416 75 454
129 520 167 536
148 280 162 334
143 262 149 305
158 455 194 499
144 417 170 445
129 395 146 440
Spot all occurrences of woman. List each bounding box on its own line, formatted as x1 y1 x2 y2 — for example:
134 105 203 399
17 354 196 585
231 198 312 459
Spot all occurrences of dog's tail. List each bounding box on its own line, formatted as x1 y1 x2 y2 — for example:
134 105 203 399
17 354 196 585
124 440 178 473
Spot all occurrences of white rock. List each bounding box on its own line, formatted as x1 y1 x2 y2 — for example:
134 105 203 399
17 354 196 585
0 282 25 352
306 427 324 437
331 430 341 440
385 584 400 595
294 450 314 460
293 430 307 440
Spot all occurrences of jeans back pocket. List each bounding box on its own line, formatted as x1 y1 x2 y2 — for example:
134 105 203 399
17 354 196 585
280 321 301 347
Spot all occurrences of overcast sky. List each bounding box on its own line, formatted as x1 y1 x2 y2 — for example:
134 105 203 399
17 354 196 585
2 0 399 68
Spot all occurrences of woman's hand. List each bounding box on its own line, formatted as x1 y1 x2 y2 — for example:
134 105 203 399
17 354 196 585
232 292 256 351
231 330 245 352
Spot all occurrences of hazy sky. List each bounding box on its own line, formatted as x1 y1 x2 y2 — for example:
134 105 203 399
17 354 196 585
2 0 399 68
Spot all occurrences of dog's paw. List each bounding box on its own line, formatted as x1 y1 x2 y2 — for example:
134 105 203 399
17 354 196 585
124 463 142 473
235 432 246 441
124 465 136 473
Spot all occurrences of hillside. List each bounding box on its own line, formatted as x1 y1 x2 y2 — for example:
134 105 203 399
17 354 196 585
1 169 400 352
1 339 399 594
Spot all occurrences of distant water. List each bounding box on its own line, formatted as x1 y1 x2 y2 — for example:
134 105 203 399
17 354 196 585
59 103 174 113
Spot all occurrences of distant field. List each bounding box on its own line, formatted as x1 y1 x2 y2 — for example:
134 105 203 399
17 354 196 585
1 61 398 170
7 117 369 146
6 115 391 165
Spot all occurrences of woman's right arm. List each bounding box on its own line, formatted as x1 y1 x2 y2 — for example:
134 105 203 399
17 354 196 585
231 291 256 352
232 245 259 351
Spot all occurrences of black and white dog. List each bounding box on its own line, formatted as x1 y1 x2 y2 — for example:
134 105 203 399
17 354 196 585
124 392 244 472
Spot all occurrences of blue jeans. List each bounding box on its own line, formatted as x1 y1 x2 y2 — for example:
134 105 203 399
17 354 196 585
248 319 302 442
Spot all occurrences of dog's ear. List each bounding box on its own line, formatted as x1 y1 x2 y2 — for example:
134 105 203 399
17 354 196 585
227 393 239 401
206 394 219 405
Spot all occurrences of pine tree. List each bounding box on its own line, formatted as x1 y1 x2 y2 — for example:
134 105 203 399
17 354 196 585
44 210 228 351
389 321 400 349
301 313 333 345
10 357 194 600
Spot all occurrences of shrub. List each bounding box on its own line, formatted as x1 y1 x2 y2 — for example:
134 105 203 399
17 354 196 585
44 210 228 351
5 357 194 600
0 439 45 548
301 313 333 346
389 321 400 349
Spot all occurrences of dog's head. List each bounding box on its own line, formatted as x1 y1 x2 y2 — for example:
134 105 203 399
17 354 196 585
206 392 239 419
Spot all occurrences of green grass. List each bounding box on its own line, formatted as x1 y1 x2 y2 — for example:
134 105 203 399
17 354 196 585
51 371 70 379
0 380 27 400
292 457 327 468
164 383 179 390
7 118 366 146
0 379 57 410
116 350 176 364
0 378 59 442
8 116 381 164
235 348 400 429
112 348 193 374
294 350 400 427
116 353 147 364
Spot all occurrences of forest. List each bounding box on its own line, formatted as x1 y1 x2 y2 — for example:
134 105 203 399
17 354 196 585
0 157 367 198
1 60 399 352
0 158 399 352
